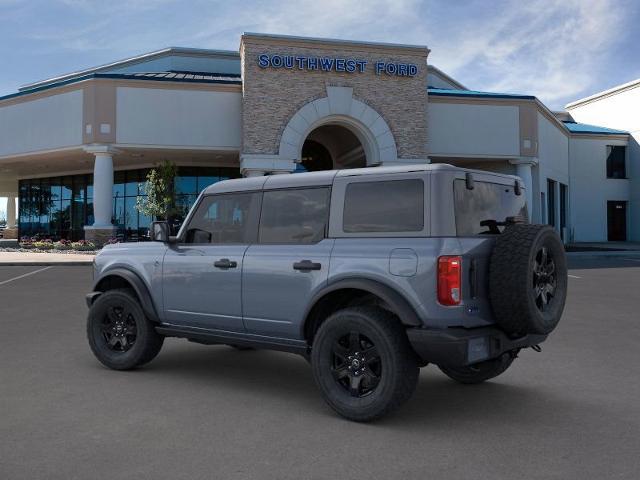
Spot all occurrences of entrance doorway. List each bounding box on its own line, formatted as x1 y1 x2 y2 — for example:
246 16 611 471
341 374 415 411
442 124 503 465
607 201 627 241
300 124 366 172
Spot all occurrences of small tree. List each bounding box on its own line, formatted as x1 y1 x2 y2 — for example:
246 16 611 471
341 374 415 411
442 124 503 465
136 160 178 221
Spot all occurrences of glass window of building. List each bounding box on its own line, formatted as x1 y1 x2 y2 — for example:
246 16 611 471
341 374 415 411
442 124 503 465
606 146 626 179
18 166 240 241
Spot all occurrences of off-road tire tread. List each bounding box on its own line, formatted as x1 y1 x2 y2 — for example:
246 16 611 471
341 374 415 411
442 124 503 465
489 224 565 336
311 306 419 422
87 288 164 370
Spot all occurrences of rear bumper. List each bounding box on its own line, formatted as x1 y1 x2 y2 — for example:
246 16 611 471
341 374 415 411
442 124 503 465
406 326 547 367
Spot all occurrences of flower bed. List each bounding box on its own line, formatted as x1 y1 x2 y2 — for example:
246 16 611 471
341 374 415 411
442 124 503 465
0 236 112 254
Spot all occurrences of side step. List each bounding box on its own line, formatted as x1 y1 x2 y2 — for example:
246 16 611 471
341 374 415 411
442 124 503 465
155 324 309 357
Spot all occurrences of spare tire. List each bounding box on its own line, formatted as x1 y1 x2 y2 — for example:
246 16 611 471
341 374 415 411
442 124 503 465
489 224 567 336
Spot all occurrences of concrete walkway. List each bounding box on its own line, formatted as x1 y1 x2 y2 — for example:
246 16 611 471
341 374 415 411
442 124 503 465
0 251 95 266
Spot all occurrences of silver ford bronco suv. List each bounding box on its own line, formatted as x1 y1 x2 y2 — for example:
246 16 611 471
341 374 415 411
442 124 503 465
87 164 567 421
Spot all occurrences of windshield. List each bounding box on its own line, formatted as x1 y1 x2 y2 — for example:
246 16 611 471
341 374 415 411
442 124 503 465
454 179 528 235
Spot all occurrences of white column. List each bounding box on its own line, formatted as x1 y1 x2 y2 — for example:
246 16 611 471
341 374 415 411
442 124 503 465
6 195 16 229
243 169 266 178
84 145 119 228
510 158 538 222
240 154 295 177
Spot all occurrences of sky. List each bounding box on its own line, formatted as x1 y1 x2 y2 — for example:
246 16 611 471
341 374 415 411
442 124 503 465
1 0 639 215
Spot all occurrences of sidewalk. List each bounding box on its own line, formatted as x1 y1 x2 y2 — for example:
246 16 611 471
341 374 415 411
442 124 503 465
0 251 95 266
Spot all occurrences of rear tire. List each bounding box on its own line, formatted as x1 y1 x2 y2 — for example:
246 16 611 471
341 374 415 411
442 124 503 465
87 289 164 370
439 353 514 384
311 307 419 422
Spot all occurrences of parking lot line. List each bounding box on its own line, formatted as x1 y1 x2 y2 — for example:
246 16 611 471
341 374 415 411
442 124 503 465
0 266 52 287
568 274 581 278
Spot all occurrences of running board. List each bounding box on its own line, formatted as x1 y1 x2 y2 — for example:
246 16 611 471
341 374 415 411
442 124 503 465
155 324 309 357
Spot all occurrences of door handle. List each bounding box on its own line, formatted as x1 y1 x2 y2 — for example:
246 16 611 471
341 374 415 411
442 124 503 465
214 258 237 269
293 260 321 271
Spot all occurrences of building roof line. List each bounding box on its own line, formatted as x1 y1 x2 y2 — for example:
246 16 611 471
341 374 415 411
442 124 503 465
428 88 629 139
1 72 241 104
19 47 240 92
565 78 640 109
427 66 467 90
241 32 430 54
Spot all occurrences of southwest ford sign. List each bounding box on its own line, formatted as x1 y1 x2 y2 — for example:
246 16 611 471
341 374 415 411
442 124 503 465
257 54 418 77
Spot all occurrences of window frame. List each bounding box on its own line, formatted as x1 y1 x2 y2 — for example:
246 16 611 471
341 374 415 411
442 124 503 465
177 191 262 246
330 174 430 238
606 145 627 179
257 186 331 245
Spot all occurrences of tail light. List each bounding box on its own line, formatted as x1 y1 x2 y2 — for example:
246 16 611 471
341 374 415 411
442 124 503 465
438 256 462 306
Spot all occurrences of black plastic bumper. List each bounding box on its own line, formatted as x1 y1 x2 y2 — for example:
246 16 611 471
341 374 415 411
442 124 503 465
406 326 547 367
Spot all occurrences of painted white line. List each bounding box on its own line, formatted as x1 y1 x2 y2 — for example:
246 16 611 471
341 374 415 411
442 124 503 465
0 266 52 287
568 274 581 279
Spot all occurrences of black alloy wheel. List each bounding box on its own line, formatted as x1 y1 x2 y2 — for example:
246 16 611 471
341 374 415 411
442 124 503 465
311 306 419 422
100 304 138 352
87 289 164 370
532 246 556 312
331 331 382 397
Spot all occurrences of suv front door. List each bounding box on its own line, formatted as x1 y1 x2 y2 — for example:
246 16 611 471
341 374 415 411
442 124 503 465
162 192 261 332
242 187 333 339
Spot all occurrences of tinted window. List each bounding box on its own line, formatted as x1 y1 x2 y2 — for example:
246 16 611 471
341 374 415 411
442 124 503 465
454 180 528 235
184 193 259 244
343 180 424 233
606 146 626 179
259 188 330 244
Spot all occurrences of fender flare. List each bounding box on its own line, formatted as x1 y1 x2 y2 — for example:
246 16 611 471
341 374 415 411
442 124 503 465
304 278 423 329
90 268 160 322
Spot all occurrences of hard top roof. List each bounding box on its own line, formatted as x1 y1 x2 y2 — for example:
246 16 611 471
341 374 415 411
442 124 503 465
202 164 520 194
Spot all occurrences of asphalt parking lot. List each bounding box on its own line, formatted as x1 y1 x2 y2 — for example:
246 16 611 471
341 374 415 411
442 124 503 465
1 257 640 480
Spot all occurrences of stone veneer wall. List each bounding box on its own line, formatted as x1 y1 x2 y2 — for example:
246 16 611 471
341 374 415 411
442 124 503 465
240 36 429 160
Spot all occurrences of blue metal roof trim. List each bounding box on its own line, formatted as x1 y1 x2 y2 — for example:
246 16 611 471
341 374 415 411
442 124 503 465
562 121 628 135
0 72 242 102
427 87 536 100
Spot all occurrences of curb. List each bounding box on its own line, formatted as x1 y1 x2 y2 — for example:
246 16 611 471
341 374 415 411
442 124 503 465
0 261 93 266
567 251 640 258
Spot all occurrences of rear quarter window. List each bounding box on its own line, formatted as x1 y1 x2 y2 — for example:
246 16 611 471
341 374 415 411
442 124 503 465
454 179 527 235
343 179 424 233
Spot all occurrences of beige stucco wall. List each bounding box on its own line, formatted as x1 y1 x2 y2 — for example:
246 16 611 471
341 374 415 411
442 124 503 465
240 35 429 160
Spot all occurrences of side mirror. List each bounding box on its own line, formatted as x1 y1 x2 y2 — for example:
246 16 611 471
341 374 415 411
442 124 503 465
151 221 170 242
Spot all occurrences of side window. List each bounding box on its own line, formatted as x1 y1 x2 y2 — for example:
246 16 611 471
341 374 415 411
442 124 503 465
343 179 424 233
259 188 330 244
184 192 260 244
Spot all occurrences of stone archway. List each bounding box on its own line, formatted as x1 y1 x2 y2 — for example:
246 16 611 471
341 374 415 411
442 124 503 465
278 86 398 169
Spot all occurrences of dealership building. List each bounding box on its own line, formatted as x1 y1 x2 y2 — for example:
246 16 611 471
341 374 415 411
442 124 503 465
0 33 636 244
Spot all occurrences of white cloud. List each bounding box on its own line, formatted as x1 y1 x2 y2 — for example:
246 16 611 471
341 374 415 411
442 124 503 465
4 0 633 109
425 0 630 108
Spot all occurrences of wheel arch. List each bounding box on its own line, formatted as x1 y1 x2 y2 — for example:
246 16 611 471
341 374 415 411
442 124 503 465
303 278 422 343
91 268 159 322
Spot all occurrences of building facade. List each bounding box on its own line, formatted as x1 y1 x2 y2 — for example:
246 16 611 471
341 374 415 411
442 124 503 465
0 33 636 243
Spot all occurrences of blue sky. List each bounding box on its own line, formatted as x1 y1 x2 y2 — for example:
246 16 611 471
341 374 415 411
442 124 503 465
1 0 639 217
1 0 639 108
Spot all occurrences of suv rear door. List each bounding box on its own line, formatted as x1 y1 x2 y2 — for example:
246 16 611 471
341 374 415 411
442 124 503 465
242 186 333 339
162 191 261 332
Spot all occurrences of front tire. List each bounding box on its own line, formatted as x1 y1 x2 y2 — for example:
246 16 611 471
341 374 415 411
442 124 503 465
438 353 514 384
87 289 164 370
311 307 419 422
